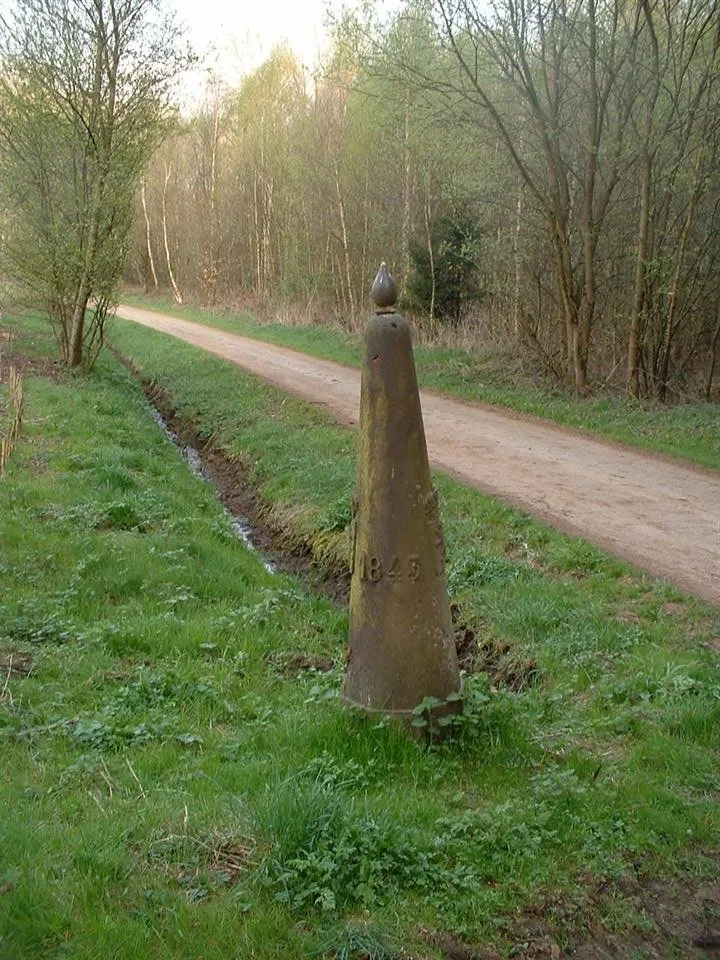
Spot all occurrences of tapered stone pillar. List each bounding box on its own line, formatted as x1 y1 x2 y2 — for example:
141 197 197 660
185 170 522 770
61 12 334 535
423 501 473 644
342 263 461 717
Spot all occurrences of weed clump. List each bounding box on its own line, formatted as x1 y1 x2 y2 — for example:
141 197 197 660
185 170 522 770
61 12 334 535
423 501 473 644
254 778 434 913
251 752 620 928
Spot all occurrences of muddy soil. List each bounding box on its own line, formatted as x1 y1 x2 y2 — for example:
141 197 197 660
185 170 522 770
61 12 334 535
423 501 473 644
417 858 720 959
116 305 720 606
0 352 63 384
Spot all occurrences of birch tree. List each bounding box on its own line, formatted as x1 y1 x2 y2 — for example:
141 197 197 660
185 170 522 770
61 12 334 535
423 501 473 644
0 0 189 367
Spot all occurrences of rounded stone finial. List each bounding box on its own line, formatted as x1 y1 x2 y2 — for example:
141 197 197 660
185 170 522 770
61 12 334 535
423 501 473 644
371 262 398 312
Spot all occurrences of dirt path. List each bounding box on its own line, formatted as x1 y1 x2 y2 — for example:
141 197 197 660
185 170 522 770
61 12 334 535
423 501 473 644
116 304 720 606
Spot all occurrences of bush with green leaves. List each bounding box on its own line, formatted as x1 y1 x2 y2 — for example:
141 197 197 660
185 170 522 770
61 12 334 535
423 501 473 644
406 211 486 323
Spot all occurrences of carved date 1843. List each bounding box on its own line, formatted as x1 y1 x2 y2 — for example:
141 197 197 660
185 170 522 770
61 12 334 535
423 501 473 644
358 553 422 583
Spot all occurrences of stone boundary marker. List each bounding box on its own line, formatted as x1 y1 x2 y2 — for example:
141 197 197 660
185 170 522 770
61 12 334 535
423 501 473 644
342 264 462 724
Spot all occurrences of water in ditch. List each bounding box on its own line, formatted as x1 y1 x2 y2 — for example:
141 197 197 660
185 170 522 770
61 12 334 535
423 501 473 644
150 407 276 574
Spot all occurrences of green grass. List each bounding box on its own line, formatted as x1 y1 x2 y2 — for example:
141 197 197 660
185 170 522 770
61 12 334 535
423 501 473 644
0 313 718 959
120 291 720 469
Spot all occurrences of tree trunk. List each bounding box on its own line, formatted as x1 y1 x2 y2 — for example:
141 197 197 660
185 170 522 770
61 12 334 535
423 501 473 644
578 0 600 387
68 297 88 367
657 103 708 400
141 181 158 290
263 175 274 286
162 163 182 305
334 161 355 323
628 152 652 398
551 222 586 393
628 0 661 397
401 94 412 293
69 158 108 366
704 301 720 400
512 177 523 340
208 100 220 304
68 18 109 368
423 181 436 324
361 170 369 300
253 171 261 292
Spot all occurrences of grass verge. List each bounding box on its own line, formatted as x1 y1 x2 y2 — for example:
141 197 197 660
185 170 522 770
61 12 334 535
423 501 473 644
0 311 718 959
120 291 720 470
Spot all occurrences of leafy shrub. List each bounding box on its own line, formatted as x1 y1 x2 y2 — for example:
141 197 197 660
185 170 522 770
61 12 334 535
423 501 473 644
406 211 486 323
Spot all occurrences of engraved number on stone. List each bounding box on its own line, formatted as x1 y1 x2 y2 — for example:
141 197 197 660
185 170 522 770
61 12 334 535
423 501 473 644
359 554 383 581
359 554 422 582
368 556 383 582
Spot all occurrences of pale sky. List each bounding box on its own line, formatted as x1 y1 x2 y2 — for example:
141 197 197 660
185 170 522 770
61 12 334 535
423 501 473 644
169 0 337 92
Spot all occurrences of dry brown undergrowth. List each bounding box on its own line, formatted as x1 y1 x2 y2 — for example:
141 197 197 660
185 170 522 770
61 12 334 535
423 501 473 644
0 362 24 477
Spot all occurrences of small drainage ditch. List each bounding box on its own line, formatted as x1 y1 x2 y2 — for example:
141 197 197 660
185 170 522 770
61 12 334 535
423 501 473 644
148 404 276 574
138 379 353 603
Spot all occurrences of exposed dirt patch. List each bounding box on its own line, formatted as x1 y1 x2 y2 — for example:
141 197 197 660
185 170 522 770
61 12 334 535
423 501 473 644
451 603 540 691
453 613 479 672
96 659 152 686
0 650 33 707
0 351 63 384
661 601 689 619
0 650 33 678
418 858 720 958
614 610 641 625
205 838 256 885
561 863 720 959
265 650 335 676
419 927 497 959
148 830 257 893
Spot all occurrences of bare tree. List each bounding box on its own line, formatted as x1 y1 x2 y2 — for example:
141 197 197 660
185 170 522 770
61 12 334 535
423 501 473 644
425 0 636 391
625 0 720 398
0 0 190 367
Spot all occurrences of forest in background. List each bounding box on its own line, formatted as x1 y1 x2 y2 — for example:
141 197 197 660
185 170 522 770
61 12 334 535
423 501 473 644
1 0 718 397
128 0 720 400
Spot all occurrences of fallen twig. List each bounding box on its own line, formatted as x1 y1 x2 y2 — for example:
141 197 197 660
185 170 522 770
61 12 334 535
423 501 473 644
126 757 147 801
